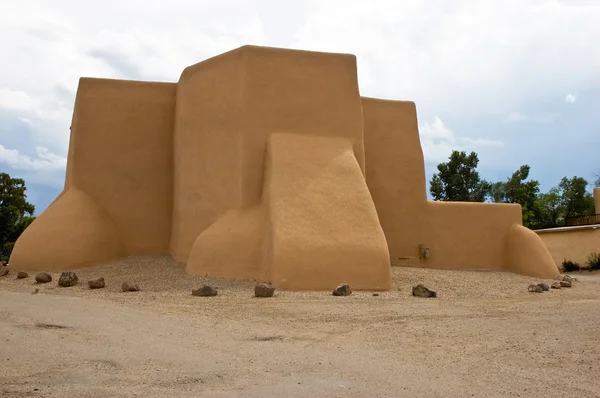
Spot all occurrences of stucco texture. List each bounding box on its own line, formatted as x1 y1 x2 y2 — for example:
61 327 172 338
537 226 600 267
9 45 559 288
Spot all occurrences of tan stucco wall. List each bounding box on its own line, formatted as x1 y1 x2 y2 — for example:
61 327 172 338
10 78 176 270
594 188 600 214
537 226 600 267
9 44 560 287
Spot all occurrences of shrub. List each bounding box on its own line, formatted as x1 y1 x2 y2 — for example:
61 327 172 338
586 252 600 271
562 259 581 272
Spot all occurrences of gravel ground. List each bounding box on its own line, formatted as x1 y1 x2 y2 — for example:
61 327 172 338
1 255 599 397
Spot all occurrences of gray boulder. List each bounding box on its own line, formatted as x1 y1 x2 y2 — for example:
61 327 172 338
17 271 29 279
192 285 218 297
88 277 105 289
537 283 550 291
58 272 78 287
332 284 352 296
255 283 275 298
528 284 544 293
35 273 52 283
0 268 9 277
122 282 140 292
412 284 437 298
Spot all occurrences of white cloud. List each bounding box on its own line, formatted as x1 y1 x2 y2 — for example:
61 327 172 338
419 117 503 163
0 145 66 172
565 94 577 103
0 0 599 192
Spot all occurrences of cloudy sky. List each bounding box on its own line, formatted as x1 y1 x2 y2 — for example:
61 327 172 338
1 0 599 214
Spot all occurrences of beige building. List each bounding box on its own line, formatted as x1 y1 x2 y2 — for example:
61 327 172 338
10 45 559 290
536 187 600 267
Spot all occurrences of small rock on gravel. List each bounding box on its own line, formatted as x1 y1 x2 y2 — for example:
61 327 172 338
412 284 437 298
551 282 562 289
560 280 572 288
563 275 578 282
528 284 544 293
373 293 380 297
537 283 549 291
192 285 218 297
58 272 78 287
332 284 352 296
88 277 105 289
254 283 275 298
35 273 52 283
0 268 9 277
122 282 140 292
17 271 28 279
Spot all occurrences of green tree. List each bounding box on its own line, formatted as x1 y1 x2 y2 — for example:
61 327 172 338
537 187 562 228
557 176 594 217
0 172 35 257
430 150 491 202
489 165 542 228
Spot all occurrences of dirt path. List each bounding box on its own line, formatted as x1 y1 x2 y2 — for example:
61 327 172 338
1 256 599 397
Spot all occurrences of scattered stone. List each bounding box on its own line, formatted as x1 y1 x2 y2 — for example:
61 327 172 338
412 284 437 298
528 284 544 293
17 271 28 279
88 277 105 289
332 284 352 296
373 293 380 297
254 283 275 298
560 280 572 288
122 282 140 292
551 282 562 289
0 268 9 277
58 272 78 287
537 283 550 291
192 285 218 297
35 273 52 283
563 275 578 282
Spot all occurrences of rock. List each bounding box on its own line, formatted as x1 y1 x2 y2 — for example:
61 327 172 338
0 260 6 266
254 283 275 298
537 283 550 291
31 288 39 295
17 271 29 279
551 282 562 289
560 280 572 288
563 275 578 282
528 284 544 293
35 273 52 283
412 284 437 298
88 277 105 289
192 285 218 297
373 293 380 297
58 272 78 287
0 268 9 277
122 282 140 292
332 284 352 296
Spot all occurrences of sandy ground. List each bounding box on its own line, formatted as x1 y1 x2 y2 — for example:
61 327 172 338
1 255 600 398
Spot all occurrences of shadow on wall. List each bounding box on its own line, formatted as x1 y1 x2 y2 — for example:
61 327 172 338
8 45 559 289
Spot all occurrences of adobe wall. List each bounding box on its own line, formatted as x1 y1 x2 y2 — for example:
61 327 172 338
170 48 246 262
263 133 390 290
9 78 176 270
173 45 367 265
594 188 600 214
362 98 430 266
537 226 600 267
9 44 560 283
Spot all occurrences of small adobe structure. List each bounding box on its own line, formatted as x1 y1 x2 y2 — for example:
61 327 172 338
9 45 559 290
